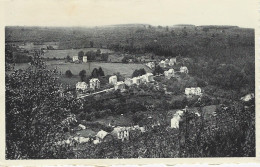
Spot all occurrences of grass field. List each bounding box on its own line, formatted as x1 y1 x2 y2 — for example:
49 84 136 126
13 60 152 86
45 60 152 77
43 48 114 59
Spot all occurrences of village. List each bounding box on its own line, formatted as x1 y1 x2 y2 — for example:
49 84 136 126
5 24 255 159
52 54 218 148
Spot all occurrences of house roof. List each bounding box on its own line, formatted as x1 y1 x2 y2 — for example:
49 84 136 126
76 82 88 87
116 81 125 85
90 78 100 82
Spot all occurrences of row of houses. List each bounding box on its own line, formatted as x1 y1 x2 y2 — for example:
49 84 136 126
73 55 88 63
146 58 177 69
185 87 202 96
159 58 177 68
108 73 155 91
93 125 146 144
76 78 101 91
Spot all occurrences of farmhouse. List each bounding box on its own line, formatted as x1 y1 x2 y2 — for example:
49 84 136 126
180 66 188 73
89 78 100 90
164 69 174 79
111 127 130 141
125 78 134 86
76 82 88 91
114 81 125 91
169 58 177 66
109 75 117 85
73 56 79 62
83 56 88 63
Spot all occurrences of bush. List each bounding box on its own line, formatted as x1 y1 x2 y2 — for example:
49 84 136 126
65 70 73 78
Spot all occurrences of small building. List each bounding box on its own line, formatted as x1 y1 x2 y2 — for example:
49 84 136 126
165 59 169 66
142 73 154 82
171 110 184 129
146 62 155 69
185 87 202 96
159 60 166 68
76 82 88 91
95 130 114 143
241 93 255 102
109 75 117 85
180 66 188 73
169 58 177 66
115 81 125 91
194 87 202 96
89 78 100 90
78 124 86 130
125 78 134 86
132 76 141 85
73 56 79 62
111 127 130 141
83 56 88 63
164 69 174 79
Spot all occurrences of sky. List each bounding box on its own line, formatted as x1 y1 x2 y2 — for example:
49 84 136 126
2 0 258 28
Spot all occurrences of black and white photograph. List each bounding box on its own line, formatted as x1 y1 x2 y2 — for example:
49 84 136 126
2 0 258 164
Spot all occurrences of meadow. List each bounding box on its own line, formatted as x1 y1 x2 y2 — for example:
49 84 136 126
14 60 152 85
43 48 114 59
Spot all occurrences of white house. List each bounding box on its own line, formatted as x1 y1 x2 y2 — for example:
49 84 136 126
142 73 154 82
165 59 169 66
61 114 77 128
83 56 88 63
185 87 202 96
125 78 134 86
171 110 184 129
89 78 100 90
73 56 79 62
146 62 155 69
164 69 175 79
195 87 202 96
180 66 188 73
241 93 255 102
78 124 86 130
132 76 141 85
111 127 129 141
169 58 177 66
159 60 166 68
115 81 125 91
109 75 117 85
94 130 113 144
76 82 88 91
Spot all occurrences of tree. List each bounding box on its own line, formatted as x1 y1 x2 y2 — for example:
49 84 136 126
65 70 73 78
98 67 105 76
91 68 99 78
78 51 84 61
132 68 146 78
79 70 86 81
153 65 164 75
66 55 72 62
96 49 101 56
6 53 76 159
90 41 94 48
